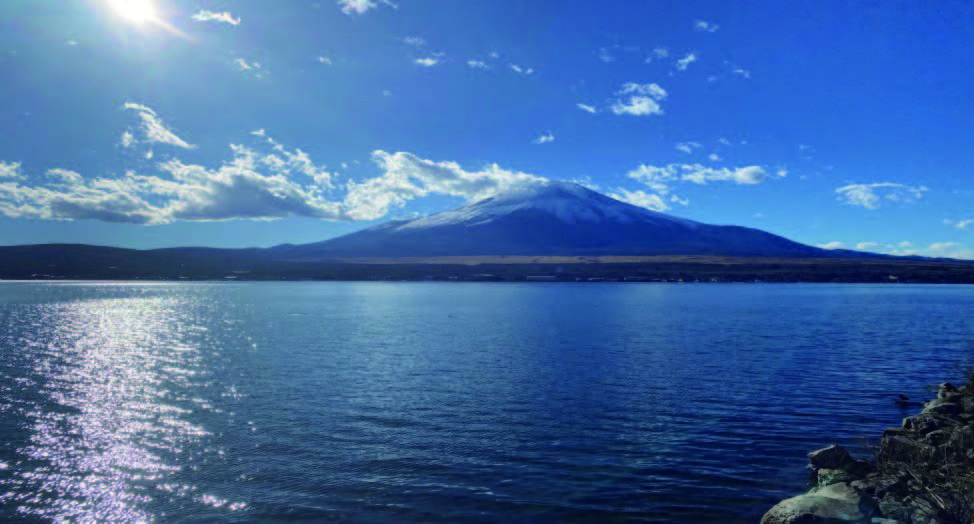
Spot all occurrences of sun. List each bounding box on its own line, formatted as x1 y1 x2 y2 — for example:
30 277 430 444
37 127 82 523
107 0 158 24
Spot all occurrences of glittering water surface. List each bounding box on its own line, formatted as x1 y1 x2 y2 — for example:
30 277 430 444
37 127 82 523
1 282 973 523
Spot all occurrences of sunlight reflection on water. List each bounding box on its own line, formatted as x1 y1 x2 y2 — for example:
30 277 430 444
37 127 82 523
0 291 245 522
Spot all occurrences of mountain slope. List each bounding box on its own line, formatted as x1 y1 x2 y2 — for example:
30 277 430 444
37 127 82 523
277 181 837 259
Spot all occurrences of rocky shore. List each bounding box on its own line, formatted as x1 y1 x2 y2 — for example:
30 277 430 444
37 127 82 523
761 380 974 524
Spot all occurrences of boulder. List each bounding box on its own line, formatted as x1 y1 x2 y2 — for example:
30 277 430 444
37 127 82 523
937 382 958 399
760 483 879 524
809 445 855 471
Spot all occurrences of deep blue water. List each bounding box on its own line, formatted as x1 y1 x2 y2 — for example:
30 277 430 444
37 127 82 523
1 282 973 523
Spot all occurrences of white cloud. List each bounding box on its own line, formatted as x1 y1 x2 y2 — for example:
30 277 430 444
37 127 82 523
676 52 697 71
598 47 616 63
653 47 669 58
0 161 23 179
944 218 974 230
576 103 598 114
338 0 395 15
403 36 425 47
123 103 195 149
675 142 701 154
610 82 667 116
66 40 78 46
191 10 240 25
414 57 440 67
610 189 672 212
817 242 846 250
837 241 974 260
382 90 392 97
317 56 333 65
717 138 732 146
627 163 783 196
732 67 751 79
694 20 719 32
708 153 721 162
467 60 490 69
532 132 554 144
346 151 546 220
120 131 136 148
233 58 266 78
509 64 534 75
0 132 346 224
835 182 928 209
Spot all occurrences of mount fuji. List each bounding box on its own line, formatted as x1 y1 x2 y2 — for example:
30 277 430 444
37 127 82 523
275 181 845 259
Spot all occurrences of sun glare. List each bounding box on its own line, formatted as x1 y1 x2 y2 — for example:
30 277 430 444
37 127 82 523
108 0 158 24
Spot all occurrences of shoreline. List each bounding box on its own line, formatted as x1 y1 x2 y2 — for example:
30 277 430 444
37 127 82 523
761 380 974 524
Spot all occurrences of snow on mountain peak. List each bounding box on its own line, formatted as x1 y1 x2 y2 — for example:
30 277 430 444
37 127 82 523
394 180 700 230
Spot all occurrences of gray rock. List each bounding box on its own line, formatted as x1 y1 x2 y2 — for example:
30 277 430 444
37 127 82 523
877 494 911 522
871 519 906 524
809 445 855 471
761 483 879 524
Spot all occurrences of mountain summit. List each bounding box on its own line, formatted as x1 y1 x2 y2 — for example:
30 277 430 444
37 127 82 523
281 181 833 259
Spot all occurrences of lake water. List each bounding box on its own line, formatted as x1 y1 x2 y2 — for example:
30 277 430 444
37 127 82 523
1 282 973 523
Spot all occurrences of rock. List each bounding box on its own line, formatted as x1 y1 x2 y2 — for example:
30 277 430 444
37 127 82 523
809 445 855 471
878 436 933 465
877 494 912 522
937 382 958 399
819 468 851 487
871 519 906 524
883 428 911 439
961 396 974 413
922 401 962 417
923 429 949 447
760 483 879 524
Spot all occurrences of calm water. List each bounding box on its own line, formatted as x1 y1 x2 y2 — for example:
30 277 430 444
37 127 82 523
1 282 973 523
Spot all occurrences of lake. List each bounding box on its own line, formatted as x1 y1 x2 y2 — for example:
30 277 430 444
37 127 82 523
1 282 973 523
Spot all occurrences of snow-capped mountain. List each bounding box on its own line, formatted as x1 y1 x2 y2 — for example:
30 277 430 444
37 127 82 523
278 181 833 258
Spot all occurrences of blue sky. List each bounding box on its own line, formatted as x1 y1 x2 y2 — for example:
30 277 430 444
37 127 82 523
1 0 973 258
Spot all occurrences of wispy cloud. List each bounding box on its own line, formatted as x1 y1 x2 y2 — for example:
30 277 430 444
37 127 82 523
598 47 616 63
675 142 702 154
944 218 974 230
467 60 490 69
694 20 719 32
835 182 928 209
817 241 845 249
610 188 672 212
532 132 554 144
708 153 721 162
610 82 667 116
820 240 974 260
233 58 266 78
338 0 396 15
317 56 333 65
627 163 784 196
122 103 195 149
576 103 598 114
403 36 425 47
675 52 697 71
509 64 534 75
191 10 240 25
